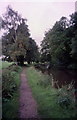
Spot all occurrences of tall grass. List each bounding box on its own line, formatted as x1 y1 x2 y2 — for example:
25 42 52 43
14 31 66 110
26 67 77 118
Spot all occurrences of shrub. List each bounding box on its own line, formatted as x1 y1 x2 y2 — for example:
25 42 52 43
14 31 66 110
57 82 76 109
2 65 21 102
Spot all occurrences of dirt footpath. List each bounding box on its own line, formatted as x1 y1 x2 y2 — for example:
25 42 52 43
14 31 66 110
19 67 39 119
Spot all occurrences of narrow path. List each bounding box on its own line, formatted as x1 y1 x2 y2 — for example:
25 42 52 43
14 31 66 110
19 67 39 119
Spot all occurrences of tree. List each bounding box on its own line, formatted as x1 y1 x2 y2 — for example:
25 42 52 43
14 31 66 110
40 35 51 63
41 12 77 69
70 12 77 67
41 16 71 67
2 6 29 64
2 6 39 65
26 38 40 64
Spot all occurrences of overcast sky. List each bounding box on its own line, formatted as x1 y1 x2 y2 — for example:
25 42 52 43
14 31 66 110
0 0 76 46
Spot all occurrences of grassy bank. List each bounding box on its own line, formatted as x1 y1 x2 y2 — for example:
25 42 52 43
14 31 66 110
2 64 22 119
0 60 14 70
26 67 76 119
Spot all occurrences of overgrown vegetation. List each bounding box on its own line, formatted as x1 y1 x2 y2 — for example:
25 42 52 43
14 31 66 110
26 67 77 118
2 63 22 118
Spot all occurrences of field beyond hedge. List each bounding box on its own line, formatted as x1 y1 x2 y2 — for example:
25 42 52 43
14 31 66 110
0 60 14 70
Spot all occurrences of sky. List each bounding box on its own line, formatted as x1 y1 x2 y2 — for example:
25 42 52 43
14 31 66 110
0 0 76 47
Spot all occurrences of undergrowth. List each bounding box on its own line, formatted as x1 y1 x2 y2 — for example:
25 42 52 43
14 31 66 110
2 64 22 119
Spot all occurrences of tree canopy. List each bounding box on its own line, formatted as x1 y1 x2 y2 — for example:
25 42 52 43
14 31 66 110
41 12 77 69
2 6 39 65
2 6 77 69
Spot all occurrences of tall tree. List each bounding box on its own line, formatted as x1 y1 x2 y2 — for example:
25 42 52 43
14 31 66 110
41 16 71 67
40 34 51 63
70 12 77 67
2 6 39 65
26 38 40 64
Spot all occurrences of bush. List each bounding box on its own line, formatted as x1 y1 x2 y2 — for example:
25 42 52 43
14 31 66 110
2 64 22 118
57 82 76 109
2 65 21 102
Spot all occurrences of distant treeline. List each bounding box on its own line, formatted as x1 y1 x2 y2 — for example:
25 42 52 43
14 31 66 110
1 6 77 69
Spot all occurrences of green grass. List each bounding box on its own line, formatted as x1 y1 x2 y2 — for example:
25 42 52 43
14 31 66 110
2 65 22 119
0 60 14 70
26 67 77 118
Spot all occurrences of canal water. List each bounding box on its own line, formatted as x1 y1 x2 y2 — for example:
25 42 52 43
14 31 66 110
35 65 77 100
46 68 77 101
48 69 77 89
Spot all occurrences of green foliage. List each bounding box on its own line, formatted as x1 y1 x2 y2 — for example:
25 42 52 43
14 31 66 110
2 6 39 64
41 12 77 69
3 92 19 118
0 61 14 69
38 74 51 88
57 83 75 109
2 65 21 101
2 6 29 61
26 38 40 64
26 67 77 118
2 64 22 118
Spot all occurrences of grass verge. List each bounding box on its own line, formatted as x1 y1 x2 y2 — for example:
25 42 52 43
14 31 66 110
26 67 77 119
2 64 22 119
0 60 14 70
